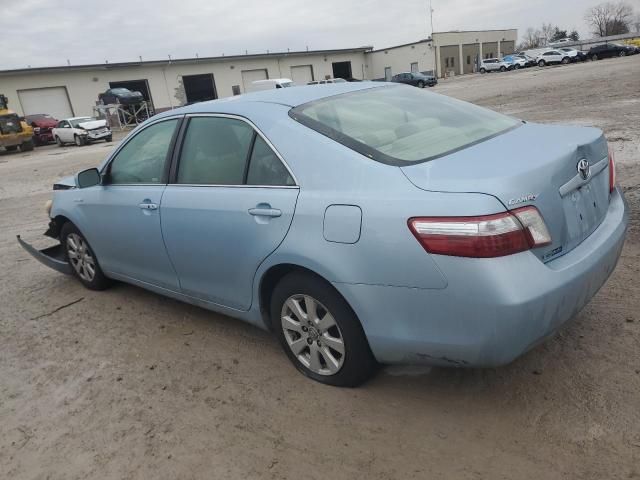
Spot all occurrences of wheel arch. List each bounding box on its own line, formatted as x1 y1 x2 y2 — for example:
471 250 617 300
258 263 356 332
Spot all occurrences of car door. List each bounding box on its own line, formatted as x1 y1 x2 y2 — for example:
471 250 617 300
160 115 299 310
77 117 182 290
58 121 72 142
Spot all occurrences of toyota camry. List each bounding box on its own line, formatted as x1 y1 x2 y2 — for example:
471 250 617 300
19 83 628 386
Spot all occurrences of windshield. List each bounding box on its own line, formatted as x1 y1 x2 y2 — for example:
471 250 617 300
111 88 130 94
290 85 520 165
70 117 94 127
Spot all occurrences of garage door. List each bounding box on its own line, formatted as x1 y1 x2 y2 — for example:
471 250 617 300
241 69 268 92
18 87 73 119
290 65 313 85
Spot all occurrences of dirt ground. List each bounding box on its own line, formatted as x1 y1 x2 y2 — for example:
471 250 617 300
1 57 639 479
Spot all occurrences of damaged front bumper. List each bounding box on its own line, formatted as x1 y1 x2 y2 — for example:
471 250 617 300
17 235 71 275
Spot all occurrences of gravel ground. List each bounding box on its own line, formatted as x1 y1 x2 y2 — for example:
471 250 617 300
1 56 639 479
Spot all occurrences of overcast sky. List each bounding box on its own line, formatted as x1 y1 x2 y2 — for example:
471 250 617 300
0 0 629 70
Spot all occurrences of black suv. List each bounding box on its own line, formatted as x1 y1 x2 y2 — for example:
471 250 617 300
391 72 437 88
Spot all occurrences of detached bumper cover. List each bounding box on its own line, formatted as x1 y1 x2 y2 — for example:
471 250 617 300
17 235 71 275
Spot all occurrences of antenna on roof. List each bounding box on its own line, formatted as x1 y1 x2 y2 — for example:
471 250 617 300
67 59 70 66
196 53 199 59
306 46 309 51
267 49 269 54
139 56 143 62
168 54 172 62
245 49 248 55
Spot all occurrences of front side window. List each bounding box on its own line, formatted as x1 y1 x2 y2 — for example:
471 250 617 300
290 85 520 165
177 117 254 185
108 119 178 184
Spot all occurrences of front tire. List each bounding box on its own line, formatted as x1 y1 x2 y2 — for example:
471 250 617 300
55 136 64 147
538 60 545 67
592 54 598 61
417 81 424 88
61 223 112 291
20 139 34 152
105 135 113 142
619 51 626 57
74 135 86 147
561 57 570 64
271 272 377 387
499 66 506 72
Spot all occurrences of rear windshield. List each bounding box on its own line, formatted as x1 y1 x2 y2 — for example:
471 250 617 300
289 85 520 165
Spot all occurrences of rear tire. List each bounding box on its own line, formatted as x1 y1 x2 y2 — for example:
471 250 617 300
271 272 377 387
592 54 598 61
105 135 112 142
55 136 64 147
479 68 486 74
619 51 626 57
74 135 86 147
499 66 506 72
561 57 570 64
514 64 520 70
60 223 112 291
20 139 34 152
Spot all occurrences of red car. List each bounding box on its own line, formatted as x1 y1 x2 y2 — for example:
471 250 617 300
25 114 59 145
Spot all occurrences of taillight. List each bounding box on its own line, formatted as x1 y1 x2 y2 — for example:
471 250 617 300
408 206 551 258
608 148 616 193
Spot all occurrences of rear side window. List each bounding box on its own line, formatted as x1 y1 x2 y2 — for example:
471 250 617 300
289 86 520 165
108 119 178 184
247 136 295 186
177 117 253 185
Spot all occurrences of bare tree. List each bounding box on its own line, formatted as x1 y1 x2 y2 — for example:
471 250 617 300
585 1 635 36
519 27 542 50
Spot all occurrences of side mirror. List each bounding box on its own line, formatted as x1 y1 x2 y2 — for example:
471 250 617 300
77 168 101 188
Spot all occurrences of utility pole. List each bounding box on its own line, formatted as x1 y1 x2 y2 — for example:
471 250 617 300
429 0 437 78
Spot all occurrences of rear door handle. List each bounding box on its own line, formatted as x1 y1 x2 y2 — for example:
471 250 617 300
139 202 158 210
248 207 282 218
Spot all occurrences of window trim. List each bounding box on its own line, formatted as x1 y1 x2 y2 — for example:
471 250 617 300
101 115 184 186
167 113 299 188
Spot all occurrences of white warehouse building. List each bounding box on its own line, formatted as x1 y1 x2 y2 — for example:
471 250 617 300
0 29 516 119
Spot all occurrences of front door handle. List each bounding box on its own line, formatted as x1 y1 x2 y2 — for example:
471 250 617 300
139 202 158 210
248 207 282 218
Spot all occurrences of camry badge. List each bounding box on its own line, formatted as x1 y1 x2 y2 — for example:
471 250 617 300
508 193 538 206
577 159 590 181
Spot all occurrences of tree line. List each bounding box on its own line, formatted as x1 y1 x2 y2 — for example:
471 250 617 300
519 1 638 50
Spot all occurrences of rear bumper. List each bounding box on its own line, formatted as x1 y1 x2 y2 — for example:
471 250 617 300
17 235 71 275
335 187 628 367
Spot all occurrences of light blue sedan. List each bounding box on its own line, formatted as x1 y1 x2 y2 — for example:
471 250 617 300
19 83 628 386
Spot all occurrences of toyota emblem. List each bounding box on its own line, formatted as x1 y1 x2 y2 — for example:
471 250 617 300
577 159 590 181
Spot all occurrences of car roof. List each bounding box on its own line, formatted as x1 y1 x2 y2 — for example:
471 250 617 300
157 82 389 118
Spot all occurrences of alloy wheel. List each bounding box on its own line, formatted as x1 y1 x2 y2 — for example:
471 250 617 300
66 233 96 282
281 294 345 376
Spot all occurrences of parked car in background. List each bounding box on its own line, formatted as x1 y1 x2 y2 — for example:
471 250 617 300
249 78 295 92
308 78 348 85
536 50 571 66
25 113 59 145
559 47 587 62
391 72 437 87
19 83 628 387
587 43 628 60
611 43 637 55
52 117 112 146
99 88 145 105
479 58 511 73
503 55 527 70
513 52 537 67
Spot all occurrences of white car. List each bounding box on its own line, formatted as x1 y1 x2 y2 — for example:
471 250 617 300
479 58 511 73
249 78 295 92
536 50 571 66
52 117 112 146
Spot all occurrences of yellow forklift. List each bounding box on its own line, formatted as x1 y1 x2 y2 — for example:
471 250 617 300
0 94 34 153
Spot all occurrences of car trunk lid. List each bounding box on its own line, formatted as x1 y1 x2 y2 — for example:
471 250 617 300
400 122 610 262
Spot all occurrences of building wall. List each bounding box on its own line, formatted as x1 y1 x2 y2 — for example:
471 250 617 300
367 41 436 79
433 29 518 77
462 43 480 74
0 51 367 116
